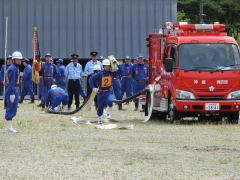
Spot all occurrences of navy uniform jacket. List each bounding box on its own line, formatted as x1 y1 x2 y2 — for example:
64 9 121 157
56 65 66 80
0 64 11 82
46 87 66 106
132 63 149 81
41 62 59 77
89 70 118 92
22 64 33 84
119 63 133 78
6 63 20 91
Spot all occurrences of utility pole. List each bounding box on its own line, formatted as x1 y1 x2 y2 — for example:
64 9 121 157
199 0 205 23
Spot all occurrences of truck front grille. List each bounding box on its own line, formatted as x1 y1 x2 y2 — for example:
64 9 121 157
198 95 225 100
194 88 228 93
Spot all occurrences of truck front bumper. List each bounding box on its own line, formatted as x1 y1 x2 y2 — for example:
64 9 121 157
176 100 240 112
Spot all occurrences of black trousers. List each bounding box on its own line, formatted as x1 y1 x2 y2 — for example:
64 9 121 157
68 79 80 107
86 75 92 97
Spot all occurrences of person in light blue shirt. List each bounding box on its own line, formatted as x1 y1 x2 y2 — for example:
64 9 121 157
65 54 86 109
84 51 102 96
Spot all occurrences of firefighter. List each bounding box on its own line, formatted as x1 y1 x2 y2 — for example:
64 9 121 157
120 56 133 99
0 55 13 82
19 58 35 103
3 51 23 133
46 84 69 112
0 55 13 108
89 59 119 124
55 59 66 89
132 55 149 111
132 56 138 64
40 53 59 109
84 51 102 96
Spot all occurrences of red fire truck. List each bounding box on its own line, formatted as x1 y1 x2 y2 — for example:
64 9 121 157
147 22 240 123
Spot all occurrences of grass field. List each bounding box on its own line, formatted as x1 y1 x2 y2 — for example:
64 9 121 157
1 100 240 180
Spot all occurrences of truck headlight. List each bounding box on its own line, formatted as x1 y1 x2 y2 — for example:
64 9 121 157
176 89 195 100
227 90 240 99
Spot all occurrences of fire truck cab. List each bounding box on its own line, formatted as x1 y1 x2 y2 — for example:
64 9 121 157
147 22 240 123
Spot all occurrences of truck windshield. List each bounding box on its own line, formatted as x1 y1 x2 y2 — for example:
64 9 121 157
178 43 240 71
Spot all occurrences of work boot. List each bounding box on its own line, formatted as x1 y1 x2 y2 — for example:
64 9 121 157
41 102 45 111
37 101 43 107
118 104 123 111
124 101 129 105
98 116 104 125
140 105 145 112
4 120 18 133
29 97 35 104
134 103 139 111
19 97 24 104
102 109 111 119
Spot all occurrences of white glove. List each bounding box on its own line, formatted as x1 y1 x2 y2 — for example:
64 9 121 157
93 88 99 93
10 94 15 103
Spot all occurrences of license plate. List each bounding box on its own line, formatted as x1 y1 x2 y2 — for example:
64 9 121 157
205 103 220 111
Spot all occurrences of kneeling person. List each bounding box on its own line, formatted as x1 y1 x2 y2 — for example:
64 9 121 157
46 85 69 112
90 59 117 124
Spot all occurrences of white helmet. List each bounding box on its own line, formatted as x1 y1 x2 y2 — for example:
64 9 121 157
12 51 23 59
102 59 111 66
93 64 101 71
51 84 57 89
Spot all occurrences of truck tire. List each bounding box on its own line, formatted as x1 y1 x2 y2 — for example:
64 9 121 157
168 99 181 122
227 112 239 124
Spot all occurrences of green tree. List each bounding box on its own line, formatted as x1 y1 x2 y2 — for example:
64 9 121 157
178 0 240 43
177 11 191 22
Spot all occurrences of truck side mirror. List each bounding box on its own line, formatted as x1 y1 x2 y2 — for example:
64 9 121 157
165 58 173 72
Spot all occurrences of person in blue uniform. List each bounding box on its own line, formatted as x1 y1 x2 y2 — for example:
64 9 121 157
19 58 35 103
55 59 66 89
112 65 123 110
132 56 138 64
0 55 13 108
65 54 86 109
132 55 149 111
3 51 23 133
120 56 133 100
37 58 45 107
84 51 102 96
40 53 59 109
89 59 119 124
46 84 69 112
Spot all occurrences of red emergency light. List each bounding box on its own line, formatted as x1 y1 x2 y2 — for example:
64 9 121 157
175 23 226 32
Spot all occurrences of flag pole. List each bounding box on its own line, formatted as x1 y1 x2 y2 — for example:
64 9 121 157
3 16 8 103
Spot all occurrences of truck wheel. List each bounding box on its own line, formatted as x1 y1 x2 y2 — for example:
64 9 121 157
227 112 239 124
168 99 180 122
